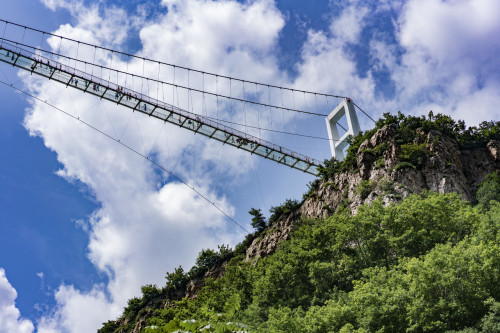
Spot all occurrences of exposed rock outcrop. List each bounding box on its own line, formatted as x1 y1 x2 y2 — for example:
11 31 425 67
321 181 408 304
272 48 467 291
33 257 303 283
185 261 227 299
245 211 299 261
246 125 499 261
303 126 499 217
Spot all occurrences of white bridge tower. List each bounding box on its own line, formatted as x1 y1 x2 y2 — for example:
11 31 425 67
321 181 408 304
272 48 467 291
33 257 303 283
325 98 361 160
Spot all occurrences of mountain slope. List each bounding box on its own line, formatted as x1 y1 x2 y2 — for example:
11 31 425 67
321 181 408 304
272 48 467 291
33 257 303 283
99 112 500 333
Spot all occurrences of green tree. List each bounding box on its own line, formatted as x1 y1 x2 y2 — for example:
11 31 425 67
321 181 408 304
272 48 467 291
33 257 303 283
476 202 500 244
479 299 500 332
97 320 118 333
190 245 233 278
249 208 266 232
266 306 305 332
141 284 161 301
165 266 189 291
123 297 142 319
268 199 301 225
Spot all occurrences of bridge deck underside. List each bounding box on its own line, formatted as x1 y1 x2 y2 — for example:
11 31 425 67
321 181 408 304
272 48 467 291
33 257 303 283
0 42 319 176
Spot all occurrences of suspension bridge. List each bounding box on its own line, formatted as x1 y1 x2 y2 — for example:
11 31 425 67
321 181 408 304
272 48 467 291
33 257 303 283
0 18 374 178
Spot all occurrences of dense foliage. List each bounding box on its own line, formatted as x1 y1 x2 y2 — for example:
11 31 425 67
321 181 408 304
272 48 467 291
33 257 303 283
477 171 500 210
317 111 500 180
103 172 500 332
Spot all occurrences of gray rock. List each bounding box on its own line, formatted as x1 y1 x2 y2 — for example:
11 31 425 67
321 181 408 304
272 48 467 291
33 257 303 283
245 125 500 261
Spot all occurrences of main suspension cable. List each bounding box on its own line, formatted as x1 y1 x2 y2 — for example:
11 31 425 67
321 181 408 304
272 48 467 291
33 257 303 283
0 36 330 117
0 18 344 99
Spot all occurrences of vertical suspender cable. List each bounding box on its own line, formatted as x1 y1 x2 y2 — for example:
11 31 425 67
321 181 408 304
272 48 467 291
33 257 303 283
157 61 160 101
1 21 7 48
75 42 80 69
172 65 175 106
91 46 96 77
229 78 233 122
243 81 246 131
39 32 44 54
109 51 113 82
216 75 219 120
141 57 145 97
202 72 206 117
256 83 260 138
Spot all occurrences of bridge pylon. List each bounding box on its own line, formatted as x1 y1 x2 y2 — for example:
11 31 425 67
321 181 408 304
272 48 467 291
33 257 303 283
325 98 361 161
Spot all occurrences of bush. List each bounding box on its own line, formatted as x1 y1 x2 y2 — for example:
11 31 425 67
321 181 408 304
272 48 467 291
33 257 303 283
189 244 233 278
374 158 385 169
141 284 161 301
398 143 428 168
391 161 417 172
476 171 500 210
123 297 142 319
165 266 189 291
268 199 301 225
97 320 118 333
355 180 376 199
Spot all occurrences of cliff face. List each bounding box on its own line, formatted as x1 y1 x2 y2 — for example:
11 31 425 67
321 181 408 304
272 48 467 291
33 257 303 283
245 125 500 261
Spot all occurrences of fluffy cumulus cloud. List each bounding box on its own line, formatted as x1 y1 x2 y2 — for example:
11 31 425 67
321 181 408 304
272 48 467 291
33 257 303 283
143 0 284 77
41 0 137 47
293 1 377 129
37 285 117 333
0 268 34 333
391 0 500 123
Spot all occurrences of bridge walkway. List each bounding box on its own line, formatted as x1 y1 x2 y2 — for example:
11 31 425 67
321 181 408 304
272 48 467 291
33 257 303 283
0 41 320 176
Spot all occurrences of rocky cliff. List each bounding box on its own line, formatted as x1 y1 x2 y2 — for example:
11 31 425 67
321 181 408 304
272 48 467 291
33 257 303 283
245 124 500 261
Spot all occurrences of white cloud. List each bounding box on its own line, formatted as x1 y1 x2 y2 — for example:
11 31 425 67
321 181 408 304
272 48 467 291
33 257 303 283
39 0 80 12
293 3 377 126
390 0 500 124
0 268 34 333
37 285 118 333
330 3 370 44
398 0 500 63
369 34 397 72
141 0 284 80
42 0 135 48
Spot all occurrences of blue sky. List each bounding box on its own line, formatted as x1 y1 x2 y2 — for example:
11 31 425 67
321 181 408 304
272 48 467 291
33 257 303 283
0 0 499 332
